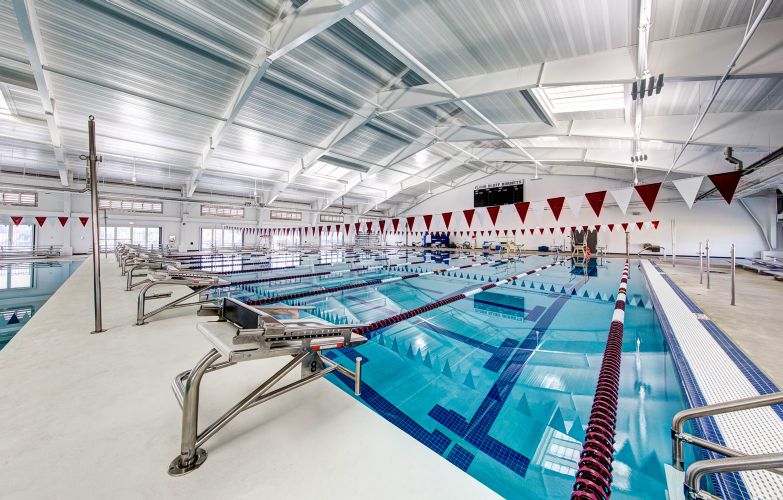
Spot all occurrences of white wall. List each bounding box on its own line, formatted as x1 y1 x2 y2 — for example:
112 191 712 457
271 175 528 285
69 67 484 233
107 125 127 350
400 174 779 258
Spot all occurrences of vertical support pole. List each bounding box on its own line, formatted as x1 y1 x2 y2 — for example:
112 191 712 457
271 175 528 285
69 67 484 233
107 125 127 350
699 241 703 284
86 116 104 334
671 219 676 268
625 231 630 258
731 243 736 306
103 209 108 256
354 356 362 396
706 240 711 289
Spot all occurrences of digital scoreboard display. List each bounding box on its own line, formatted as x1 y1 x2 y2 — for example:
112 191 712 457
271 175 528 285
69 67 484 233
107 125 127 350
473 182 523 207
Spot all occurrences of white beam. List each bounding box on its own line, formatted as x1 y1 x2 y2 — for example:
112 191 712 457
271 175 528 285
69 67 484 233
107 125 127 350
11 0 69 186
376 18 783 112
433 110 783 149
190 0 374 196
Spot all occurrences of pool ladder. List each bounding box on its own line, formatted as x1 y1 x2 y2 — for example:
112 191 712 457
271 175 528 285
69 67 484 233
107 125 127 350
671 392 783 499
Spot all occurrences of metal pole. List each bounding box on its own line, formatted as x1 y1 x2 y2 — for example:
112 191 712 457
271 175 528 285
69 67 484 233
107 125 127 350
671 219 676 268
706 240 711 289
625 231 630 258
731 243 736 306
699 241 703 284
85 116 104 333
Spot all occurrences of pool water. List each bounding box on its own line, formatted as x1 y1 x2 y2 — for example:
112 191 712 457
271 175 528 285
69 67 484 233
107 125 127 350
0 260 82 350
218 252 689 498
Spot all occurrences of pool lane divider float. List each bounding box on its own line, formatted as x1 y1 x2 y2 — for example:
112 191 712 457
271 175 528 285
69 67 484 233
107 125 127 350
216 253 499 289
572 260 630 500
246 256 529 306
350 259 565 338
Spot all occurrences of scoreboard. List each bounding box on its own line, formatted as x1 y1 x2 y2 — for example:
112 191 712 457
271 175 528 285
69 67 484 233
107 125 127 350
473 181 523 207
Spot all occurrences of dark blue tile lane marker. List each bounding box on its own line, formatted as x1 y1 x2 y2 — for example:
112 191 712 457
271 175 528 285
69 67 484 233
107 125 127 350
428 292 575 477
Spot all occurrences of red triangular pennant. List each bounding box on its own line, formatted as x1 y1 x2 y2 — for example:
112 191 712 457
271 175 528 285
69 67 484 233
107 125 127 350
621 223 629 232
344 224 350 234
549 227 554 234
486 206 500 226
514 202 529 224
11 216 23 226
463 209 475 228
708 171 743 204
560 227 566 234
636 221 644 230
595 225 601 232
635 182 661 212
607 223 615 232
538 227 544 234
379 220 386 233
441 212 452 229
392 218 400 232
78 217 89 227
511 229 517 235
423 214 433 231
585 191 607 217
547 197 565 220
406 216 416 232
652 220 660 229
480 230 485 237
58 216 69 227
529 228 535 234
35 216 47 226
354 222 361 233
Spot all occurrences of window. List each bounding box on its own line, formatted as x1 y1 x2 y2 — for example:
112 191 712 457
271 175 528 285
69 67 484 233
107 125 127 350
0 190 36 207
0 264 33 289
270 210 302 221
319 213 344 223
98 198 162 213
201 228 243 250
200 204 244 218
271 230 300 250
0 223 34 248
99 226 161 249
540 84 625 113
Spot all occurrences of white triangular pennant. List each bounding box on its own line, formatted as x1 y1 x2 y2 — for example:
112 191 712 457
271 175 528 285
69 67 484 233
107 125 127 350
530 201 545 220
672 176 704 209
566 195 583 218
610 187 634 215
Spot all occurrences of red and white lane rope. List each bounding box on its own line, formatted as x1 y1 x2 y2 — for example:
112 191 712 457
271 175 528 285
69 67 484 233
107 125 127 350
351 259 565 336
572 259 630 500
246 255 526 306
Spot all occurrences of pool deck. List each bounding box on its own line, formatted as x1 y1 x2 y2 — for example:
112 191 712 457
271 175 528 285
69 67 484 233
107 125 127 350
0 256 497 499
641 259 783 499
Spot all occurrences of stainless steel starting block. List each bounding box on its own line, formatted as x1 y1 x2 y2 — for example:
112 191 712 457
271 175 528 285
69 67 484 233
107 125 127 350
136 270 228 325
168 297 367 476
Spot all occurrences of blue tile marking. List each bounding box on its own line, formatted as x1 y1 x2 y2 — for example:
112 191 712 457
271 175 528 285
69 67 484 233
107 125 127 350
471 298 546 321
642 263 749 499
447 444 476 471
330 371 452 456
483 338 519 372
340 346 367 364
428 292 576 478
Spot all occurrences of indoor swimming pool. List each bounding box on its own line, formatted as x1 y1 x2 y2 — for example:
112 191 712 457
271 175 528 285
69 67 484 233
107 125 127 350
212 251 691 499
0 260 82 350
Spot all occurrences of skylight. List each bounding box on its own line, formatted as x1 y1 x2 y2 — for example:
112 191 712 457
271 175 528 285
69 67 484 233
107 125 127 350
542 84 625 113
0 90 9 115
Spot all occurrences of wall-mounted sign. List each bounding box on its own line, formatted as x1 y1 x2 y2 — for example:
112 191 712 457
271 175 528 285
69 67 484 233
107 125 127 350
474 180 524 208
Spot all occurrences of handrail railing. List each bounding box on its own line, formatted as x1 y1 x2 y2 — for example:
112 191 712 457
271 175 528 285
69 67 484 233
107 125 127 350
685 453 783 499
671 391 783 498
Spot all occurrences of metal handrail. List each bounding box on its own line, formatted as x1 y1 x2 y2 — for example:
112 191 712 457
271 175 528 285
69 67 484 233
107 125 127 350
685 453 783 499
672 392 783 498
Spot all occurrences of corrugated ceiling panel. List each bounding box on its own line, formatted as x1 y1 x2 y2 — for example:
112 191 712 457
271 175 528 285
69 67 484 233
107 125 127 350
0 0 28 62
465 91 540 124
330 123 410 164
50 73 217 156
212 124 313 172
652 0 783 40
0 119 52 145
234 76 352 147
645 79 783 116
361 0 636 80
37 0 247 118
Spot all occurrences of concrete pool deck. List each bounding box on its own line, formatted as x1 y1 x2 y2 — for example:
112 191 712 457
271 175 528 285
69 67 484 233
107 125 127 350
0 256 496 499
